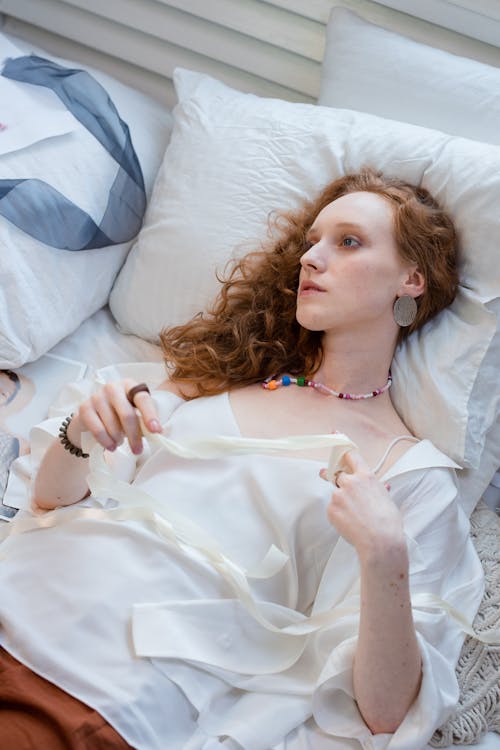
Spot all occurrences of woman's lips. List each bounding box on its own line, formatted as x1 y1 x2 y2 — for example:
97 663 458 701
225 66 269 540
299 281 326 297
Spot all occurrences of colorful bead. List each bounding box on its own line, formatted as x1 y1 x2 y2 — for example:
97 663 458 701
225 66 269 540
282 375 291 386
297 377 306 387
267 380 278 390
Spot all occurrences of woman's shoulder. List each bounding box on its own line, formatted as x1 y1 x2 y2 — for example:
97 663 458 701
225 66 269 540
379 403 461 479
155 378 200 400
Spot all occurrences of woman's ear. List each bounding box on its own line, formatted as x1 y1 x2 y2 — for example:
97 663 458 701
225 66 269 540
400 266 425 298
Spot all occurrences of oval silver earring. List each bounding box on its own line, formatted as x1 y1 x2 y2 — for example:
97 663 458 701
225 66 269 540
393 295 417 327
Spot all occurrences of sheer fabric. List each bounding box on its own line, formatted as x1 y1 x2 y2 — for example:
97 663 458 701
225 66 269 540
0 55 145 250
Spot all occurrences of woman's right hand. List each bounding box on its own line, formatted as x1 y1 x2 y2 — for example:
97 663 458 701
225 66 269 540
72 379 162 455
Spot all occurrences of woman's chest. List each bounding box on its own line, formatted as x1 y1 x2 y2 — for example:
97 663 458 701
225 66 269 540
227 384 400 469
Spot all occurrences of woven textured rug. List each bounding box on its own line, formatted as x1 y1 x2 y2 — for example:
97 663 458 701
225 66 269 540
430 500 500 746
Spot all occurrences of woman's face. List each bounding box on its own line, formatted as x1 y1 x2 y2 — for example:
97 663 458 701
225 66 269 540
0 372 18 407
296 191 414 334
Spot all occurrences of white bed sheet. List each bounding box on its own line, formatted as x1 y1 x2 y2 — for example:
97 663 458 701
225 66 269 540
48 304 164 370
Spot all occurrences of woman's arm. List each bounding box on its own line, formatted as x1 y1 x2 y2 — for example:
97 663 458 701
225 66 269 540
33 412 92 509
33 379 165 510
353 537 421 733
321 450 421 734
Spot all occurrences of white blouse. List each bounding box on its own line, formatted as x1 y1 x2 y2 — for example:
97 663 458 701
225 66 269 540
0 375 485 750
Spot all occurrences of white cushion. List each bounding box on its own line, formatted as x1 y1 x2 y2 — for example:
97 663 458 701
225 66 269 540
0 32 173 368
109 68 499 488
318 7 500 145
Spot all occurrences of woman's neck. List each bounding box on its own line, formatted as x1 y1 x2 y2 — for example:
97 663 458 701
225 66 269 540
310 331 396 396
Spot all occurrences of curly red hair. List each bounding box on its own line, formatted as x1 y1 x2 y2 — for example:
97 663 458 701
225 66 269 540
159 168 458 399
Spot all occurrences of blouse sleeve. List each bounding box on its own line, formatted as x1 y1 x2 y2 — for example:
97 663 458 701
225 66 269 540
311 466 485 750
3 365 184 512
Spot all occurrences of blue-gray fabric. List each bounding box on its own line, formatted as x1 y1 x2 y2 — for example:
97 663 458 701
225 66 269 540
0 55 146 250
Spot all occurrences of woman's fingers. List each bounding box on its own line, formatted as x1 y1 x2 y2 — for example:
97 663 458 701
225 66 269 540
105 382 145 454
78 380 161 454
90 395 124 447
78 401 119 452
341 447 368 473
319 460 391 492
319 448 365 484
129 389 162 434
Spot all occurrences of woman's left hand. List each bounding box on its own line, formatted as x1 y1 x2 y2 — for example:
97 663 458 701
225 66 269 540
320 449 405 558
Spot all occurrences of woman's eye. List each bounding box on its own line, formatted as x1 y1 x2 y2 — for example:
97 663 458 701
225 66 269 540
341 236 360 248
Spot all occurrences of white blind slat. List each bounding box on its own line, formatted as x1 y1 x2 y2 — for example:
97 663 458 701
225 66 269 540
3 0 500 112
368 0 500 47
337 0 500 66
155 0 325 61
263 0 335 23
2 16 178 107
0 0 319 97
60 0 319 93
1 8 314 104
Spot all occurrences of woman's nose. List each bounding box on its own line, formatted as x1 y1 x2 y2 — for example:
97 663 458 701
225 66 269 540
301 243 326 272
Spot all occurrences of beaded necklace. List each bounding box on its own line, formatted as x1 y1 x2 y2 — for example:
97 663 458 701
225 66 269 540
262 371 392 400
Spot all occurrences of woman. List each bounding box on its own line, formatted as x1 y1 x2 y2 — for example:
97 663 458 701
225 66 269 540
0 170 484 750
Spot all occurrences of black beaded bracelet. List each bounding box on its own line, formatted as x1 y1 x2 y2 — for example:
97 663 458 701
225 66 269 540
58 414 89 459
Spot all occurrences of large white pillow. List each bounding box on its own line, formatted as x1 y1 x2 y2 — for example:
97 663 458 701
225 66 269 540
109 68 499 489
318 7 500 145
0 32 173 369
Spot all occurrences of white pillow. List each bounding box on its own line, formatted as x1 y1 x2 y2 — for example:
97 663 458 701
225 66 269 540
318 7 500 146
0 32 173 369
109 68 499 486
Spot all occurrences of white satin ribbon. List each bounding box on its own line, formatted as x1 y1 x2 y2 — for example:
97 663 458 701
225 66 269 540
87 428 362 640
412 592 500 645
